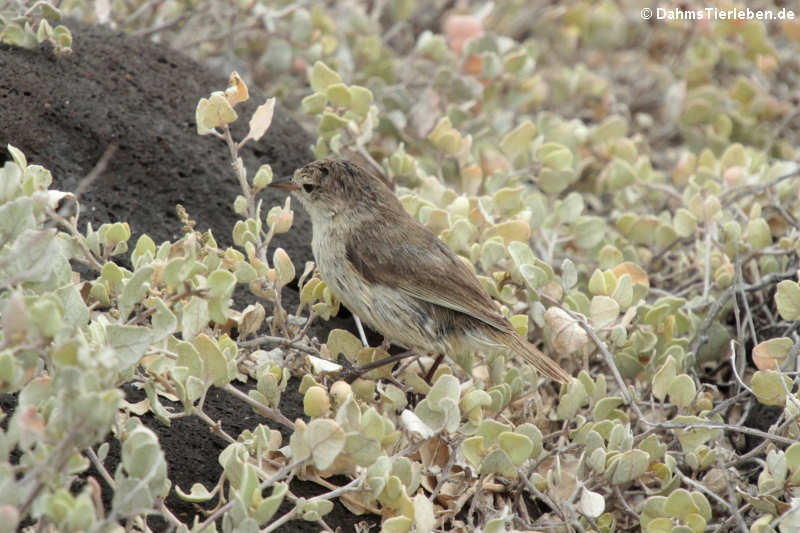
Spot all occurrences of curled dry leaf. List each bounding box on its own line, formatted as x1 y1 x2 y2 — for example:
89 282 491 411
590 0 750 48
544 307 589 354
226 71 249 106
248 97 276 142
611 261 650 287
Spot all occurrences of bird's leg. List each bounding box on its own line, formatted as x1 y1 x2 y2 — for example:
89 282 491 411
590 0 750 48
340 349 417 383
423 353 445 383
353 315 369 347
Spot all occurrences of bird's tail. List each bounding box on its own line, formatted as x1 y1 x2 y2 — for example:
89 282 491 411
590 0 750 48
506 332 572 384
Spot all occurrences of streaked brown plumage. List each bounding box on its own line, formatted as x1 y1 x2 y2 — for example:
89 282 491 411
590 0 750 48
271 159 571 383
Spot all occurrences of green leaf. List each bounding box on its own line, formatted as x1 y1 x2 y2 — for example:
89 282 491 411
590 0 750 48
672 416 721 452
609 449 649 484
594 397 623 420
255 483 288 524
0 197 34 242
0 228 60 284
415 377 461 434
644 517 672 533
131 234 156 265
611 273 633 308
476 419 513 446
107 325 153 371
7 144 27 169
499 120 536 160
1 23 33 48
639 434 667 462
745 217 772 249
325 83 350 107
557 380 588 420
349 85 373 117
207 269 236 300
498 431 533 465
194 334 232 387
112 478 153 516
515 423 543 459
590 295 619 328
674 208 697 237
318 110 349 139
752 370 791 406
309 61 342 91
652 356 677 401
382 516 412 533
301 91 327 115
196 92 238 134
518 263 547 290
29 295 63 338
345 434 382 466
118 266 154 320
427 374 460 405
461 436 484 468
607 158 636 189
121 424 167 493
181 296 209 340
537 142 573 170
590 115 628 142
775 280 800 321
668 374 696 409
306 419 345 470
327 329 362 359
175 482 214 503
556 193 585 223
663 488 698 520
573 216 606 249
480 448 517 478
538 168 576 195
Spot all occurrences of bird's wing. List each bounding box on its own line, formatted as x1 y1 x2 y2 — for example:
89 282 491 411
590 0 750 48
345 210 514 334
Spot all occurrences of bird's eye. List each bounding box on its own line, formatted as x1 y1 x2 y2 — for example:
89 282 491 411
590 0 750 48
319 167 329 178
303 183 315 194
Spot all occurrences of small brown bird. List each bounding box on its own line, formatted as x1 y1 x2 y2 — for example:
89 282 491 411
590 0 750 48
270 159 571 383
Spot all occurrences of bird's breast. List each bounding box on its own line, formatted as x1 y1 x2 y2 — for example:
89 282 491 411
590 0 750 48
310 223 443 351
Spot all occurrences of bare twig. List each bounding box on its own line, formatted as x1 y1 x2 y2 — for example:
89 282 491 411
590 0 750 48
239 334 320 355
640 419 796 446
720 166 800 207
223 384 294 430
542 297 644 420
673 467 747 533
195 457 308 532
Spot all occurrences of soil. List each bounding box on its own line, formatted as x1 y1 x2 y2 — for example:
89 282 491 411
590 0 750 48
0 19 378 532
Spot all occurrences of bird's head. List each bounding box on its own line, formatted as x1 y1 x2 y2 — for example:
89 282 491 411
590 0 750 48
270 159 393 221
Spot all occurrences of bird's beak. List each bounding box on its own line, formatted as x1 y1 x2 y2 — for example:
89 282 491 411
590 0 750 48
269 176 300 191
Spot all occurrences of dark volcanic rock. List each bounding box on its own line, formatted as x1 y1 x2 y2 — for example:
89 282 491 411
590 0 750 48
0 19 311 261
0 20 373 532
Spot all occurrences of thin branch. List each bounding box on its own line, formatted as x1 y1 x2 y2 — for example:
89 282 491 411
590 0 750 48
195 457 308 532
673 467 747 533
542 297 644 420
86 447 116 489
720 166 800 207
239 334 320 355
222 384 294 430
640 419 796 446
